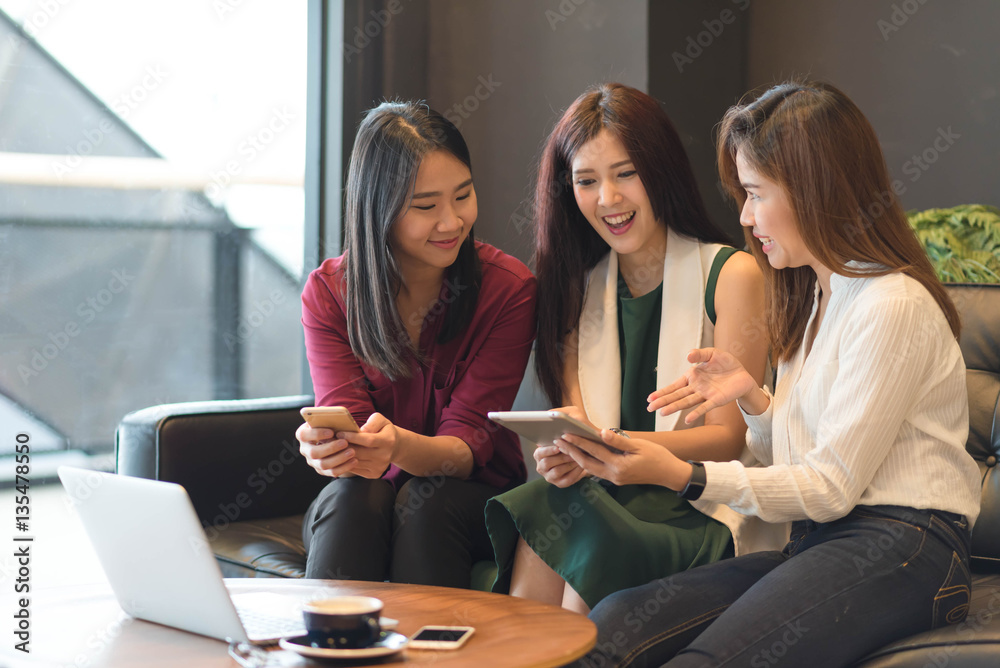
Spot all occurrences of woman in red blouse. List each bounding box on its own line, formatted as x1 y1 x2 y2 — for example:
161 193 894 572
296 101 536 587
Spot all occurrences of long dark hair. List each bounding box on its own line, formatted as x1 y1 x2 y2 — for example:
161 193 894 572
342 101 481 380
717 81 960 362
533 82 731 405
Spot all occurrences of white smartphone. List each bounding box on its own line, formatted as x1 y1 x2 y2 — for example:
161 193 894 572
487 410 624 454
408 625 475 650
300 406 360 433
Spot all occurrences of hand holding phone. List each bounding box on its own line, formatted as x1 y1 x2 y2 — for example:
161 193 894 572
300 407 361 477
300 406 361 434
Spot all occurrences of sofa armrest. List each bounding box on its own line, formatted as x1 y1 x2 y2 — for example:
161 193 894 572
115 395 328 525
946 284 1000 570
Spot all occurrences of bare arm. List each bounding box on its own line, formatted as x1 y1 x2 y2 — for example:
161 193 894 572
631 253 768 462
390 428 474 478
298 414 474 479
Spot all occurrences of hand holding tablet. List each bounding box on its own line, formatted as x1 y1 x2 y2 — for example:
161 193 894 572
487 410 625 454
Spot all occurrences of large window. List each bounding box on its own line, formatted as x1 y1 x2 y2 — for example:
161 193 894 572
0 0 309 462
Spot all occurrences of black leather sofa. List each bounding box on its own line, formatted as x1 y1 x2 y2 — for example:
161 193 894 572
117 394 321 578
855 284 1000 667
115 284 1000 665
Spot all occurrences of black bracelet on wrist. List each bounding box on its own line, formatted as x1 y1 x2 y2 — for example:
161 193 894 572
678 461 706 500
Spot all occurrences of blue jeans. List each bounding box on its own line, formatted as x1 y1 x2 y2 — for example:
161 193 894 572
576 505 971 668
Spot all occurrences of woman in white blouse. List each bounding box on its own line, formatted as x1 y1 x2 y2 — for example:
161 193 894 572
559 81 981 667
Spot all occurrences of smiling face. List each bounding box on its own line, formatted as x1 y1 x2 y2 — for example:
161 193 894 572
736 149 820 273
392 149 476 274
570 129 666 257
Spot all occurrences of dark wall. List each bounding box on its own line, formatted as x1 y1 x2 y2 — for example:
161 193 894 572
648 0 751 244
747 0 1000 213
339 0 1000 263
425 0 648 264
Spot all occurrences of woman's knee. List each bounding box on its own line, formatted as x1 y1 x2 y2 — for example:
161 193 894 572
393 476 464 531
307 476 396 528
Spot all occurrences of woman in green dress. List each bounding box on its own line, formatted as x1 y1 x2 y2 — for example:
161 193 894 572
485 83 785 613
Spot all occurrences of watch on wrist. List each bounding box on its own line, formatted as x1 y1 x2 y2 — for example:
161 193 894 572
609 428 630 439
678 461 706 500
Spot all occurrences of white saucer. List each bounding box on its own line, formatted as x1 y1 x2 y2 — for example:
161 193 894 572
279 631 409 659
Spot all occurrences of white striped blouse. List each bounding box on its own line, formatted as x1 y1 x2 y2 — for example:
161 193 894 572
702 267 981 527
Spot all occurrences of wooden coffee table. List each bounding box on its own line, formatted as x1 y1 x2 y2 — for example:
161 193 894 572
16 578 595 667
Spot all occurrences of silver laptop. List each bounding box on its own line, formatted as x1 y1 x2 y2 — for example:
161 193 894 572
58 466 307 645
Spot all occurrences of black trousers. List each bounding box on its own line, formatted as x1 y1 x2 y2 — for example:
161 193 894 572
302 475 499 587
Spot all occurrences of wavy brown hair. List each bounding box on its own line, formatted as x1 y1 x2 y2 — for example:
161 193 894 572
717 81 960 361
533 83 732 405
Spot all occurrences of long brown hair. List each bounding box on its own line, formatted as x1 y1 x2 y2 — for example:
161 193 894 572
717 81 960 361
533 82 732 405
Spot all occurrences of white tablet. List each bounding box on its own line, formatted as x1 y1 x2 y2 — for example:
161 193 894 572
487 410 623 453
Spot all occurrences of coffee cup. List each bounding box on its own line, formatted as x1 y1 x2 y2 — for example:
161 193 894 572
302 596 384 649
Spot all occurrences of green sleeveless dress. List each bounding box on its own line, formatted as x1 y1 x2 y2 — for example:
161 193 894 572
484 249 738 609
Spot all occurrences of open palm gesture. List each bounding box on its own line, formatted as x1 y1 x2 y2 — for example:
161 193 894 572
647 348 759 424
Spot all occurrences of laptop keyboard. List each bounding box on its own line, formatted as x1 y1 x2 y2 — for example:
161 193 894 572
233 593 307 641
237 608 306 640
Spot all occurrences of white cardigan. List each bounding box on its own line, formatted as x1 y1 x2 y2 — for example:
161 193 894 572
577 227 789 555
